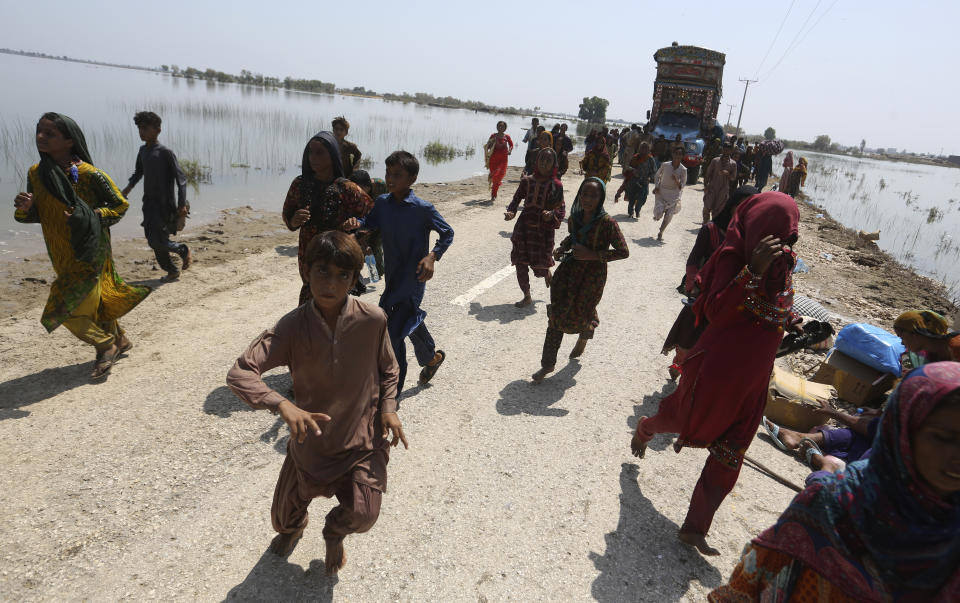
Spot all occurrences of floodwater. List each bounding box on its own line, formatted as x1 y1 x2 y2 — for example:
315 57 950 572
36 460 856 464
0 53 557 257
794 150 960 302
2 54 957 302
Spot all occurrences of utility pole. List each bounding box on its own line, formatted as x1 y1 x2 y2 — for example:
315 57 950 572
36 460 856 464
725 103 738 127
734 78 758 136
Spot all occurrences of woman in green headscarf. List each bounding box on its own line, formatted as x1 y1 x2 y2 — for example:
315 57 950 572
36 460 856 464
13 113 150 379
532 177 629 383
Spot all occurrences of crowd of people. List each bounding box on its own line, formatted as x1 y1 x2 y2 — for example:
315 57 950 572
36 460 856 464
11 109 960 596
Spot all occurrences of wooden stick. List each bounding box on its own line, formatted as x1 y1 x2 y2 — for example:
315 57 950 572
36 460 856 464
743 454 803 493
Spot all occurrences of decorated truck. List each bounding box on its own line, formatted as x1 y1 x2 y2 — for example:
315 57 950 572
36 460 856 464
646 44 726 184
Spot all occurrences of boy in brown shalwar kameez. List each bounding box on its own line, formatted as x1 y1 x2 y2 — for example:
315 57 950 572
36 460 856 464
227 230 408 576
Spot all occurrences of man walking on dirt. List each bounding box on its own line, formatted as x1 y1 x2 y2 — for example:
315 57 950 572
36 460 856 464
702 141 738 223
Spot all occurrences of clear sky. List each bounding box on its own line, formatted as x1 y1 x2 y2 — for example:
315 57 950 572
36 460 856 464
3 0 957 155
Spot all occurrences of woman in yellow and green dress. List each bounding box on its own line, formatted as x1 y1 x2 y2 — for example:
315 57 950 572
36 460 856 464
579 137 612 183
13 113 150 379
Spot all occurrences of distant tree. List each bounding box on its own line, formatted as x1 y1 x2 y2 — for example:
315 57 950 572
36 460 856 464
170 64 180 76
813 134 832 151
764 127 776 140
860 139 866 153
161 64 169 72
578 96 609 123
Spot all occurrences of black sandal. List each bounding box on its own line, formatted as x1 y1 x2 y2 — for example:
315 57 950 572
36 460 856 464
418 350 446 385
91 345 119 380
117 335 133 354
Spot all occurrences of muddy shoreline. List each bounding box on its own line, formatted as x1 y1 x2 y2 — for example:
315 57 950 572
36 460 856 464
3 165 956 328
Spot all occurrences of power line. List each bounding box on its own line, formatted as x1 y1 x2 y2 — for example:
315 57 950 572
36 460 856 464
754 0 797 79
757 0 822 82
778 0 840 71
758 0 838 83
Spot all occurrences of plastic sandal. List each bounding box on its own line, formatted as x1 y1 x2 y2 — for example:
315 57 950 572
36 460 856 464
762 417 789 450
799 437 825 469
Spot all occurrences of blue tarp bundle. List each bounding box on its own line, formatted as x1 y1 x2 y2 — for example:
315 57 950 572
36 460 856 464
834 323 905 375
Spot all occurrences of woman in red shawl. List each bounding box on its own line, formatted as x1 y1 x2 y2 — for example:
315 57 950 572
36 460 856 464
484 121 513 203
630 191 800 556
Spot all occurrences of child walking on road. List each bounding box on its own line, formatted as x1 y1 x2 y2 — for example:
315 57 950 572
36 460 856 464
345 151 454 395
121 111 191 282
504 148 565 308
614 142 658 219
651 145 687 241
532 177 628 383
227 231 407 576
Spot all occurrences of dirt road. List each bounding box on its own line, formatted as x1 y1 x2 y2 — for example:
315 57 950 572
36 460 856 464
1 167 813 601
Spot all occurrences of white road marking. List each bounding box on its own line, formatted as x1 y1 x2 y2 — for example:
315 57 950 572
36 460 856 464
450 265 515 307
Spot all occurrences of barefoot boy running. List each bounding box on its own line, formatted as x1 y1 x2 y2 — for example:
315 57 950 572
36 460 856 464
227 231 407 575
121 111 191 282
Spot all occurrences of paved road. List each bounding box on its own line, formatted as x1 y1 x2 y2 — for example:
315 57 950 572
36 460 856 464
0 168 808 601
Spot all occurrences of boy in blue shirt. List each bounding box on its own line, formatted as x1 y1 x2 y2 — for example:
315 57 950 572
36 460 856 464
121 111 191 282
344 151 453 395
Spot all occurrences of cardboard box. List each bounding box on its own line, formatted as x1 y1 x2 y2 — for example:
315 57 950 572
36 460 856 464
764 391 826 432
764 367 836 432
810 350 896 406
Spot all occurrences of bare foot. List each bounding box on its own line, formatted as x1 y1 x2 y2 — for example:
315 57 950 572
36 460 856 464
269 522 307 557
569 337 587 358
631 419 648 458
798 440 839 471
515 295 533 308
778 427 805 450
325 538 347 576
656 231 664 242
532 366 554 384
820 455 847 473
544 270 553 288
781 428 822 450
678 531 720 556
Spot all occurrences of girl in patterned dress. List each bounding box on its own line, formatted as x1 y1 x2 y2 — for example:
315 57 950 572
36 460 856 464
532 177 628 383
504 148 565 307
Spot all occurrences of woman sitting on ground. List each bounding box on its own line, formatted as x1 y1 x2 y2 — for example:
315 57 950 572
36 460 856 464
710 362 960 602
762 401 880 484
896 310 960 372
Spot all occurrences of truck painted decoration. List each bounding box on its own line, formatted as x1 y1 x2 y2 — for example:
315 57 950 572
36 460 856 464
647 44 726 184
